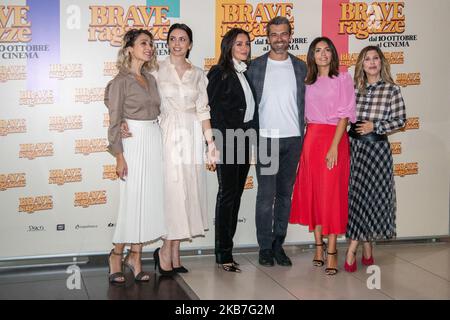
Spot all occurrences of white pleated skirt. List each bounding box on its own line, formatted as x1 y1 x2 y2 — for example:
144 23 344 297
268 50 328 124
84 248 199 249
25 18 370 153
112 119 167 244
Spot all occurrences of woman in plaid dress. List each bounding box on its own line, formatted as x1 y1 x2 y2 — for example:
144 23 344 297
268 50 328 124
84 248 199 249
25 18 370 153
344 46 406 272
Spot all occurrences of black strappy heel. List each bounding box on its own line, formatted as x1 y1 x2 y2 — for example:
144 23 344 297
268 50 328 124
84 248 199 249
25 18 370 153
217 263 241 273
313 243 327 267
108 249 125 284
123 249 151 282
325 251 338 276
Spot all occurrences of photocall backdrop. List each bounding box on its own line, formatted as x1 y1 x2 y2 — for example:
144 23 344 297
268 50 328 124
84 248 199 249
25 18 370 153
1 0 449 260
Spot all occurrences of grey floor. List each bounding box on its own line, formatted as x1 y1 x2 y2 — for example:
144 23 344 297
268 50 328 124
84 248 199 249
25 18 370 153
178 241 450 300
0 258 196 300
0 241 449 300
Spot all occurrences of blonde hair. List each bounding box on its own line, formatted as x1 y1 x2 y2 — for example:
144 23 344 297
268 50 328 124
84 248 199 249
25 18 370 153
354 46 395 94
116 29 158 73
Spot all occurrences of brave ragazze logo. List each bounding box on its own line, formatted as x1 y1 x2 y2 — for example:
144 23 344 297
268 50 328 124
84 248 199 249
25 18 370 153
75 139 108 155
205 1 296 69
49 115 83 133
219 1 294 41
74 191 107 208
88 6 171 46
19 143 54 160
49 168 82 186
0 5 31 42
0 173 26 191
19 196 53 213
0 119 26 136
103 165 118 181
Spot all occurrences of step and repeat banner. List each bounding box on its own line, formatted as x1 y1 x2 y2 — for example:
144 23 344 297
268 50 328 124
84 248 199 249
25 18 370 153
1 0 449 259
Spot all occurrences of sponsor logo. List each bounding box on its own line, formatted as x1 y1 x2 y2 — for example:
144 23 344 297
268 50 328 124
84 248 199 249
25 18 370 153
0 119 26 136
75 224 98 230
390 142 401 155
49 64 83 80
74 190 107 208
103 165 118 181
18 195 53 214
75 139 108 155
49 168 82 186
49 115 83 132
28 225 45 232
0 173 26 191
57 224 65 231
0 65 26 82
396 73 421 87
19 90 54 106
19 143 54 160
339 2 405 40
394 162 418 177
74 88 104 104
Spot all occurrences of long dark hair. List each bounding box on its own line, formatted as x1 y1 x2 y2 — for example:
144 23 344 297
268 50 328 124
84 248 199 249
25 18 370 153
217 28 251 77
167 23 193 58
305 37 339 85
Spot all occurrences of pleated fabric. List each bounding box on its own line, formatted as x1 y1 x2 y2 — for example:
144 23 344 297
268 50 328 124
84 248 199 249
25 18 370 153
112 119 167 244
290 124 350 235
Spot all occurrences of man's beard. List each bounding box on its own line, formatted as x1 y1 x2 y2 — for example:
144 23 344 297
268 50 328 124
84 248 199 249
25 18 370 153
270 41 289 53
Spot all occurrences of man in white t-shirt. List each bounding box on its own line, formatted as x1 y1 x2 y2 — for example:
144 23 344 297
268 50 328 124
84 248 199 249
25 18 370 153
247 16 306 267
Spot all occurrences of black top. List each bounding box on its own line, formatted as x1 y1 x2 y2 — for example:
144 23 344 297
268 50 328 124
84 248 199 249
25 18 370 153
207 65 258 133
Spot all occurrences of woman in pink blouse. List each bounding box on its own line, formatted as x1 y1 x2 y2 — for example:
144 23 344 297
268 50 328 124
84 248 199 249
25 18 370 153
289 37 356 275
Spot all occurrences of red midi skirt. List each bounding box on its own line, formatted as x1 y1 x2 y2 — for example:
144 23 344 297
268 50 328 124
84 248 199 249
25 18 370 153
290 123 350 235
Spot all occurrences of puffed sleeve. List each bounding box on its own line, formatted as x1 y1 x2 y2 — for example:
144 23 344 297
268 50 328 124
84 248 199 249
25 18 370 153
337 72 357 123
105 77 125 155
195 69 211 122
374 85 406 134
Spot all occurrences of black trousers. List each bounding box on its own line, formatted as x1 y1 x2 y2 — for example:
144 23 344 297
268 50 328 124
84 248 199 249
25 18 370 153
214 163 250 264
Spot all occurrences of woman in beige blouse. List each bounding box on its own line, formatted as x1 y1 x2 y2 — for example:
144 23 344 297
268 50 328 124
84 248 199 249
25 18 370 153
105 29 167 283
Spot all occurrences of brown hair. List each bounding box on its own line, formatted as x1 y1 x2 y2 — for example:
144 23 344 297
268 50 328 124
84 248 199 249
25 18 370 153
305 37 339 85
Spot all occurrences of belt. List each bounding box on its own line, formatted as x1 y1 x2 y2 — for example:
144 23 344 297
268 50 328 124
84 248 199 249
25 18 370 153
348 122 387 142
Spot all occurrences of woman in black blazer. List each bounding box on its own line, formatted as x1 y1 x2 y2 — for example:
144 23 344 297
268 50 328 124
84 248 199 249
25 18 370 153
207 28 258 272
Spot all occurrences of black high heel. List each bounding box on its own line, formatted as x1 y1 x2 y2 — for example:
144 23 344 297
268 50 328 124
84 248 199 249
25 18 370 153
123 249 150 282
173 265 189 273
325 251 339 276
108 249 125 284
217 263 241 273
313 243 327 267
153 248 175 276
